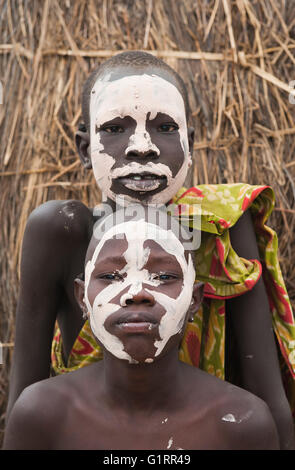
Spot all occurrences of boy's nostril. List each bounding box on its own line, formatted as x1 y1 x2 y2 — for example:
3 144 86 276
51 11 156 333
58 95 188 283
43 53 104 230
146 151 158 159
125 295 151 305
126 151 139 158
125 298 151 305
126 150 159 159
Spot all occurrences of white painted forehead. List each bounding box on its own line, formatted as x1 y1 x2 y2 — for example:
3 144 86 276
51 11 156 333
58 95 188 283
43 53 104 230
90 218 187 267
90 73 186 124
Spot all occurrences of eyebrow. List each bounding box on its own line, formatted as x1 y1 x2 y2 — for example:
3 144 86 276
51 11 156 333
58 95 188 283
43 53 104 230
147 112 176 122
94 255 127 268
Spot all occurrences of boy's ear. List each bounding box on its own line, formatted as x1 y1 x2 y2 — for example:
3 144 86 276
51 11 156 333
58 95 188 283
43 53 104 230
188 282 204 322
187 127 195 155
75 129 92 169
74 278 88 317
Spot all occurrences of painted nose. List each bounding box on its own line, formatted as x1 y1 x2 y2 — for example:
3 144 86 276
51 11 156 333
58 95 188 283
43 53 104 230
125 132 160 159
120 289 155 307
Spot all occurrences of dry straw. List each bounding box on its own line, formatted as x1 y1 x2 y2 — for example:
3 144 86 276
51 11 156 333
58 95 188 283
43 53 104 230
1 0 295 443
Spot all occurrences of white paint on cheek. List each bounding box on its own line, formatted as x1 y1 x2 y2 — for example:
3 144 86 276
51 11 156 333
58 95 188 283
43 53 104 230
85 258 134 363
147 254 195 358
89 75 117 199
89 74 190 205
145 234 196 358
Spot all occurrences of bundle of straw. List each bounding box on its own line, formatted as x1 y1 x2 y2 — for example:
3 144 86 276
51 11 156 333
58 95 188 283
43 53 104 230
1 0 295 444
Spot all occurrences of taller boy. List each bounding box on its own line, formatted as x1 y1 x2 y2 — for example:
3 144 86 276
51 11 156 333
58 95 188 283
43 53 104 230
77 52 194 206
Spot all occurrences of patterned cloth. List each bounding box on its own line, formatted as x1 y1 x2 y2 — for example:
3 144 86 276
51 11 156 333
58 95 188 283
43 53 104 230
51 183 295 414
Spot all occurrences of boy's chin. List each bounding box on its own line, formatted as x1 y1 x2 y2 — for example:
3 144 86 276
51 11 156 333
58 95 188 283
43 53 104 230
120 339 180 365
127 356 156 365
122 343 158 365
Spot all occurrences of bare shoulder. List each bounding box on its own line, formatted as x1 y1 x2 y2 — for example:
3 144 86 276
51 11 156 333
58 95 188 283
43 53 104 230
3 377 69 449
4 365 103 449
184 367 279 450
26 199 93 243
18 199 94 287
214 380 280 449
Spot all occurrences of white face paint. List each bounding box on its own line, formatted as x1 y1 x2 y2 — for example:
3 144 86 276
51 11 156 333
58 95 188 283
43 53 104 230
84 219 196 363
89 73 191 206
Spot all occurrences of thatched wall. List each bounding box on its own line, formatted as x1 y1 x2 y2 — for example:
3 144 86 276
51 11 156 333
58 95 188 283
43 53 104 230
1 0 295 444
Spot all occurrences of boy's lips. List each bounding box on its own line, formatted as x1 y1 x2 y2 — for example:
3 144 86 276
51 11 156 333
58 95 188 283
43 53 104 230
114 312 158 333
115 173 167 192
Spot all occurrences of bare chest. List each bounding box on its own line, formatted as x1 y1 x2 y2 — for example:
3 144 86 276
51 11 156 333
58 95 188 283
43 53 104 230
52 403 226 450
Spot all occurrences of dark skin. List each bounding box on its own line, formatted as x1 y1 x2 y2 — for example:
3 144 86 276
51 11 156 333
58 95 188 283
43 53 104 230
4 236 279 450
6 64 294 449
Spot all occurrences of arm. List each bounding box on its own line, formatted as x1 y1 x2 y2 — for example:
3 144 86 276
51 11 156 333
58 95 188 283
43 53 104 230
6 200 92 421
227 209 295 450
6 202 64 421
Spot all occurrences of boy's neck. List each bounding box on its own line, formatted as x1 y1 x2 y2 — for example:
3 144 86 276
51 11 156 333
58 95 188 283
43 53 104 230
101 349 185 414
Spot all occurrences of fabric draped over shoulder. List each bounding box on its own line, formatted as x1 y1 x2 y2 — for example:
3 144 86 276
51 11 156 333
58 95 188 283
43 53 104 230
51 183 295 415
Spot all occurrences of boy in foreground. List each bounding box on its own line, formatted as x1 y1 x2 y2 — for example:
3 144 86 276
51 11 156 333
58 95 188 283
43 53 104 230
4 208 279 450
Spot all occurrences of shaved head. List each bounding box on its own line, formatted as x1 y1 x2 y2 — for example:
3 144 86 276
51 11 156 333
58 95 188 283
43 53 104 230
81 50 190 132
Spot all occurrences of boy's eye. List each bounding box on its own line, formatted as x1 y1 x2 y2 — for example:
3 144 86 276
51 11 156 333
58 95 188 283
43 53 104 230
102 125 124 134
159 274 173 280
151 273 178 282
99 272 124 281
158 123 179 133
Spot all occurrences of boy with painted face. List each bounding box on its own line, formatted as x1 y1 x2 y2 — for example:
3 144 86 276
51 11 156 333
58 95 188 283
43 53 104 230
4 208 279 450
86 70 192 206
7 51 295 449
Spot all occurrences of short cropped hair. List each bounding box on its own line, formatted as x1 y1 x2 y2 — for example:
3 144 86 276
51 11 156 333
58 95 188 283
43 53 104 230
81 50 190 132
